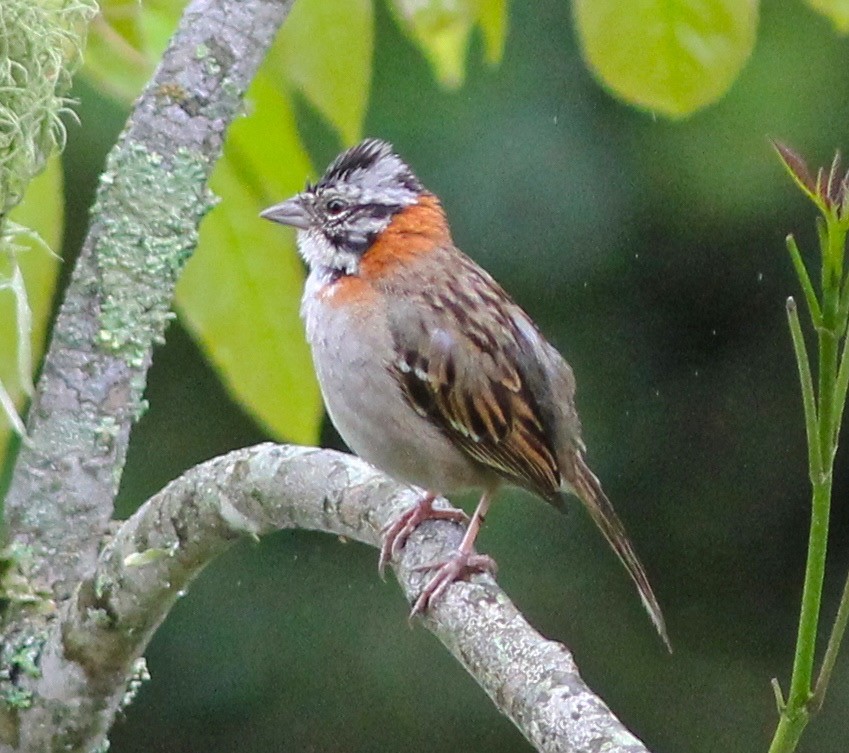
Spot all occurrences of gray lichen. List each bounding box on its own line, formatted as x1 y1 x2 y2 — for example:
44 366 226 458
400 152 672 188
119 657 150 712
92 143 215 369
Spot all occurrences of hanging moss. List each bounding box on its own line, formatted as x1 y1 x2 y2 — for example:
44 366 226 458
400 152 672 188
0 0 97 217
0 0 96 439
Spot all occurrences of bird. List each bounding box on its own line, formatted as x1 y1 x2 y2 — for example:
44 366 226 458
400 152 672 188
261 138 670 650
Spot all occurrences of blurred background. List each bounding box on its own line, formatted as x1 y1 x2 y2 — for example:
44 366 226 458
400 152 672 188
54 0 849 751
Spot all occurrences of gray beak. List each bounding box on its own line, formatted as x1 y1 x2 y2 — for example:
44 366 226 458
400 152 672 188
260 196 311 230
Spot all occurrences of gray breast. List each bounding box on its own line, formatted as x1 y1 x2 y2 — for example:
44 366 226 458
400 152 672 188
301 270 493 494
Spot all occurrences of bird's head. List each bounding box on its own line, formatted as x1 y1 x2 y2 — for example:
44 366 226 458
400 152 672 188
261 138 424 275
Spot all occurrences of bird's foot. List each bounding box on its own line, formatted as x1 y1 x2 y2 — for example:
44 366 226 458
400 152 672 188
378 493 469 578
409 551 498 617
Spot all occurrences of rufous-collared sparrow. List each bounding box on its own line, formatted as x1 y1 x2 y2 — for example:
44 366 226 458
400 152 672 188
262 138 670 650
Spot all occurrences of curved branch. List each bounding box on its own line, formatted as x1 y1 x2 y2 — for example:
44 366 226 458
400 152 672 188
17 444 651 753
3 0 295 599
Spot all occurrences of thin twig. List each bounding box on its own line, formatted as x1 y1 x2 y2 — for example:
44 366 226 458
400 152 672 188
811 564 849 712
786 298 821 479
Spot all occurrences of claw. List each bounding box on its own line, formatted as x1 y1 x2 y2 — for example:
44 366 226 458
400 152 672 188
409 551 498 617
381 488 498 620
378 493 469 578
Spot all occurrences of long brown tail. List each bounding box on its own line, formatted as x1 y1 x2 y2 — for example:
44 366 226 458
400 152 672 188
568 453 671 652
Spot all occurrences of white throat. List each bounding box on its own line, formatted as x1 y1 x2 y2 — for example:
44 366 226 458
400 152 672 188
297 227 361 276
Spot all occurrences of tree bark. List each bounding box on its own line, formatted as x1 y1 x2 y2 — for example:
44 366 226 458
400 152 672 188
9 443 650 753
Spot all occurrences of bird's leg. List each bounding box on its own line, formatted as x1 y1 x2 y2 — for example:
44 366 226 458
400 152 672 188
409 489 497 617
378 491 470 578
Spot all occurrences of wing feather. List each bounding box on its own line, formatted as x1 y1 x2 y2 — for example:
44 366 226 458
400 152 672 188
388 254 561 499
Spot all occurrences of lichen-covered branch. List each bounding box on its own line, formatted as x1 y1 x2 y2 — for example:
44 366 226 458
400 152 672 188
2 0 295 599
9 444 650 753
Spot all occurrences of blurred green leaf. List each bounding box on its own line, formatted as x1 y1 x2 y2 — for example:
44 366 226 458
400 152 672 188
0 157 63 465
273 0 373 144
84 0 149 101
806 0 849 34
83 0 181 102
141 0 186 55
806 0 849 32
573 0 759 118
176 73 322 445
478 0 508 65
388 0 506 88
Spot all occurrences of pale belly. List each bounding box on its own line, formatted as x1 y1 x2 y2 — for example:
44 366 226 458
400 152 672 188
302 277 492 494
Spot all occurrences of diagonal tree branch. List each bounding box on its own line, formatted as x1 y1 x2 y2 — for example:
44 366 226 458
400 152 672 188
9 443 651 753
2 0 296 600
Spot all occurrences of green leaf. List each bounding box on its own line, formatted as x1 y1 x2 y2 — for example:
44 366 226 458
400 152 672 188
83 0 181 103
176 73 322 445
806 0 849 32
573 0 759 118
272 0 373 144
0 157 63 464
388 0 478 88
387 0 507 87
478 0 508 65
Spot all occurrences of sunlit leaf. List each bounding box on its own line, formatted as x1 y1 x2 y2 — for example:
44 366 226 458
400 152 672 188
176 73 322 445
0 157 63 465
388 0 507 87
573 0 759 118
388 0 478 88
273 0 373 144
478 0 508 65
806 0 849 32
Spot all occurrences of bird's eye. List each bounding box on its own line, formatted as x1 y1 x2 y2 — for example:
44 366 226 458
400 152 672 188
326 198 345 215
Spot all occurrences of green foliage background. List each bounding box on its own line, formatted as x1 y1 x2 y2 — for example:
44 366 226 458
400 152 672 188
20 0 849 751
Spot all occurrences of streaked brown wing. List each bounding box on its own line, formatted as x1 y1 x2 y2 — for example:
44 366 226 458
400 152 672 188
388 256 562 500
